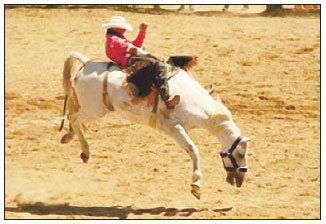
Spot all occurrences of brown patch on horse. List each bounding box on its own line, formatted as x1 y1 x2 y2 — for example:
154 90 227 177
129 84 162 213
145 87 158 108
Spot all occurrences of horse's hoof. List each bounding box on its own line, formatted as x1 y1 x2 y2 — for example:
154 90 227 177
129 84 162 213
80 153 89 163
191 184 200 200
61 134 72 144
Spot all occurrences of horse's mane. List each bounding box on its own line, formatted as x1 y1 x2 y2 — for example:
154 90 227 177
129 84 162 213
126 63 157 97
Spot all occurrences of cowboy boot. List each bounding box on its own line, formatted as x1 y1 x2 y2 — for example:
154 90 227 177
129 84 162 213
154 60 181 109
157 79 180 109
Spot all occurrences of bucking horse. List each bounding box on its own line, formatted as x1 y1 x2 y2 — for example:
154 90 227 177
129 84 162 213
59 51 253 199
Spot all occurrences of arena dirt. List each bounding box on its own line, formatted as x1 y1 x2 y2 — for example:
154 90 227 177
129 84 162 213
5 6 320 219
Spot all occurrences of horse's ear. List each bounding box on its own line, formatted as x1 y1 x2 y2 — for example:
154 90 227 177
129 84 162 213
239 136 254 152
244 136 255 142
240 141 247 151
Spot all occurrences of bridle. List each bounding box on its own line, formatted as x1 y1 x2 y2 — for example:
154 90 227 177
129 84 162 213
220 136 248 173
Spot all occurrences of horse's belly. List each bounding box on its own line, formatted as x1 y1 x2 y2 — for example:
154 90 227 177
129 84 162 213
118 109 151 125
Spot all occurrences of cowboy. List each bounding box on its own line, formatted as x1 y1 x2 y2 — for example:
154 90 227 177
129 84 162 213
102 16 180 109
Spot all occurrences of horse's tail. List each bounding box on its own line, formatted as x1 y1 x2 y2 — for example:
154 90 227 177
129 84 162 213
59 52 87 131
62 52 89 95
59 95 68 132
71 51 90 65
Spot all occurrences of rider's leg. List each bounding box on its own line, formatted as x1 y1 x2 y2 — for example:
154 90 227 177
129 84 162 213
154 61 180 109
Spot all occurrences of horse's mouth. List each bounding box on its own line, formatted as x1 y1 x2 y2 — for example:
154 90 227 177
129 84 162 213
235 174 244 188
226 172 245 188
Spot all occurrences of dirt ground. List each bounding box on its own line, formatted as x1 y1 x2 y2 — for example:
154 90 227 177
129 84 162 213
4 6 320 219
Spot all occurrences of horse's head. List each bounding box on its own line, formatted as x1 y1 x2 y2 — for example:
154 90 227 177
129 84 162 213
220 136 253 188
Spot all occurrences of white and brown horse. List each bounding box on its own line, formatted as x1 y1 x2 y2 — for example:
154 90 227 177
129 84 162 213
60 51 252 199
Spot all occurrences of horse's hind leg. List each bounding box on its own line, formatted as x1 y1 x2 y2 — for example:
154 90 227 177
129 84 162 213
60 96 89 144
60 97 79 144
61 124 75 144
163 123 201 200
69 111 90 163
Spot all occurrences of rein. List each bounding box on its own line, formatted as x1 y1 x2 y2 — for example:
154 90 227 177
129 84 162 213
167 66 180 81
220 137 248 173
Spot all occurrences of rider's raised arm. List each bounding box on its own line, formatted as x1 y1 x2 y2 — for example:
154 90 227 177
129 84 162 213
132 31 146 48
132 23 147 47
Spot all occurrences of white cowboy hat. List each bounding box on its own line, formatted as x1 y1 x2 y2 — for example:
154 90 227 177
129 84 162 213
102 16 133 31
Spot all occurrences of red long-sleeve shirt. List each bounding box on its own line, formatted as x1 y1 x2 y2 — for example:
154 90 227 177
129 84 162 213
105 31 146 67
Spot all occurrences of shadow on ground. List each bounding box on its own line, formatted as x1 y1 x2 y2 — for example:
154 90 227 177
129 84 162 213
5 202 232 219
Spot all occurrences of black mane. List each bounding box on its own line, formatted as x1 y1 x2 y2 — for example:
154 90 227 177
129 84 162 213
126 63 157 97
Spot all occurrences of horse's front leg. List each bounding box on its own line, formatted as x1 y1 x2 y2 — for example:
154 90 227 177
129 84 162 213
164 123 201 200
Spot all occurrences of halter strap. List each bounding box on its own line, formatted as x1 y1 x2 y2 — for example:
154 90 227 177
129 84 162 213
229 136 242 154
220 136 247 173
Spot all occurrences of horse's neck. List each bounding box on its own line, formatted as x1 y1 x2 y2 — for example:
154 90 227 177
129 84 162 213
216 120 241 150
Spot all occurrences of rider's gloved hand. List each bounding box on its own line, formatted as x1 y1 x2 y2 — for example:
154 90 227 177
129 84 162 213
139 23 148 33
